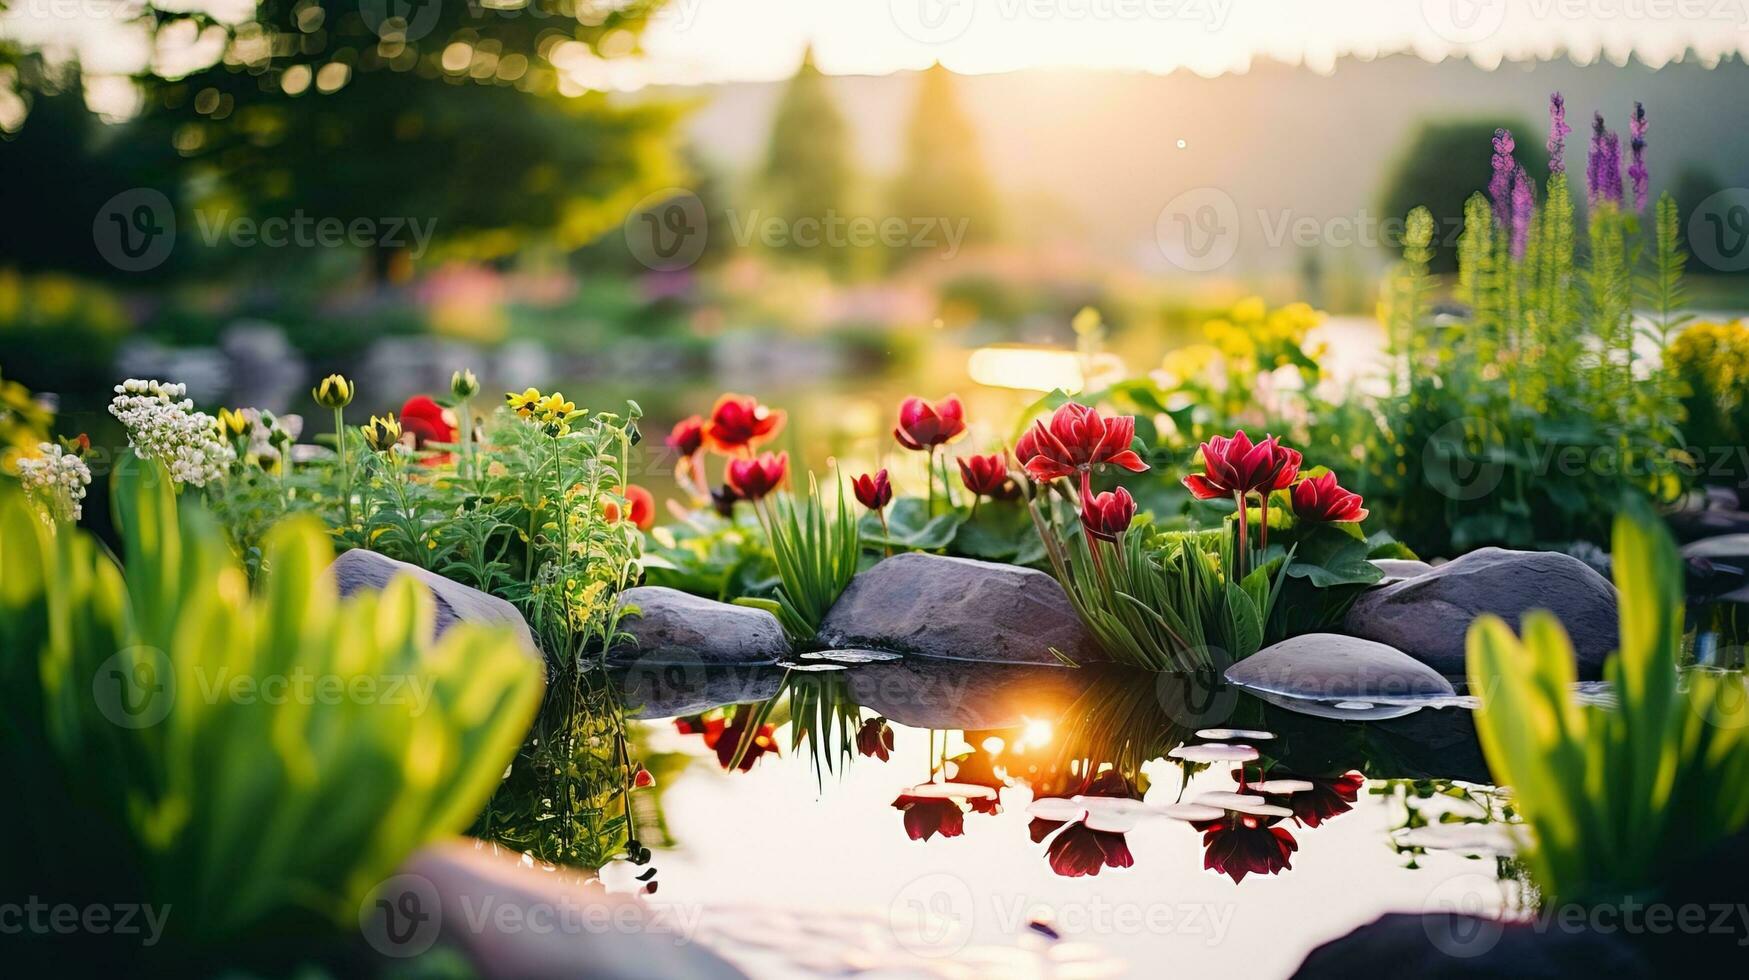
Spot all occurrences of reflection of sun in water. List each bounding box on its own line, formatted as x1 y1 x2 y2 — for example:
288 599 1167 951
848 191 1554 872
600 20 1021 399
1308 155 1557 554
1017 718 1054 753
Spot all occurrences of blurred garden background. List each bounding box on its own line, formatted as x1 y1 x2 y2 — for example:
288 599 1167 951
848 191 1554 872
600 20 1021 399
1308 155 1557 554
4 0 1749 533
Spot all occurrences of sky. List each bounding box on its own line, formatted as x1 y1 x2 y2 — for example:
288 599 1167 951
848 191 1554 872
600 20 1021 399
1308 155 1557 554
6 0 1749 95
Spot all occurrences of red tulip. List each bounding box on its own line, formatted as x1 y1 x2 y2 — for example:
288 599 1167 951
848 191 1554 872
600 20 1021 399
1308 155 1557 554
1182 430 1296 500
1290 472 1369 524
1015 403 1149 492
398 395 457 448
891 794 966 841
856 717 894 761
957 453 1017 499
1246 771 1365 828
852 469 893 511
1079 486 1137 541
894 395 967 451
666 414 705 457
1194 813 1298 883
702 393 785 455
726 451 788 500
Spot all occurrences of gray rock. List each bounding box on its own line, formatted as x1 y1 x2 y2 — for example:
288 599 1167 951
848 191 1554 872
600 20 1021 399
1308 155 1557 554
616 664 784 719
816 552 1104 665
1225 634 1456 721
609 587 789 666
1680 533 1749 561
1370 558 1434 582
1343 547 1618 679
845 657 1091 729
328 549 539 660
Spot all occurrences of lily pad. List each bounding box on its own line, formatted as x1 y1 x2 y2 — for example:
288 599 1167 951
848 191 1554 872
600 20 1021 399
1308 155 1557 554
1168 743 1260 763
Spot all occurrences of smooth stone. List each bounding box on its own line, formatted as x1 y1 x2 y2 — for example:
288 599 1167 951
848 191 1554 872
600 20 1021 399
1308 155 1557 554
1342 548 1619 680
327 549 539 660
843 656 1089 730
615 663 784 719
1369 558 1434 582
1667 508 1749 542
608 586 789 667
1225 634 1457 710
816 552 1105 665
389 841 744 979
1680 533 1749 561
1293 912 1652 979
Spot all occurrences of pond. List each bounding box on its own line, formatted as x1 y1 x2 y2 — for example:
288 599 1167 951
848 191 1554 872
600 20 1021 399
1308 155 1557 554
607 658 1530 978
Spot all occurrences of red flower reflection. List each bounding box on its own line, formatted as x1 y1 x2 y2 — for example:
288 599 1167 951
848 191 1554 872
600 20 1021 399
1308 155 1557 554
1194 813 1298 883
1015 403 1148 490
673 708 779 772
852 469 893 511
856 717 894 761
893 395 967 451
1290 473 1369 524
702 394 785 455
1080 486 1137 541
957 453 1018 499
726 451 788 500
892 795 966 841
1260 771 1365 828
1182 430 1298 500
399 395 457 448
1029 769 1139 878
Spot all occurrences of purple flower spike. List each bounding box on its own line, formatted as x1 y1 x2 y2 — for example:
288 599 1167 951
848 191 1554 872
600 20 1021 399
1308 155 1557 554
1628 102 1648 213
1547 93 1571 174
1511 165 1534 260
1490 128 1518 228
1587 112 1623 208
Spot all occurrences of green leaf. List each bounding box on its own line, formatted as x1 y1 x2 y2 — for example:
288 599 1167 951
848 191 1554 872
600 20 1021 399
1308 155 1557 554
1224 582 1263 658
860 496 965 550
949 502 1031 561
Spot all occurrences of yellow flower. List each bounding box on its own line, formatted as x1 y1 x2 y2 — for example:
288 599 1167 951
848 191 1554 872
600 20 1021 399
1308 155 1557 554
361 414 403 453
1231 295 1267 324
535 393 576 418
506 387 543 418
216 407 252 439
312 374 354 409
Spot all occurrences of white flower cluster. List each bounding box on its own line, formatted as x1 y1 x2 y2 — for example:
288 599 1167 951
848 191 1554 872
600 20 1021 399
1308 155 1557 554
108 379 235 487
17 442 92 523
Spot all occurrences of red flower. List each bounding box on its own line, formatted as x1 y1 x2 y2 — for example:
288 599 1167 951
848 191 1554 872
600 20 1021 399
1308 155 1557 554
632 765 655 789
856 717 894 761
1194 813 1298 883
726 451 788 500
710 483 741 517
1182 430 1297 500
1290 472 1369 524
894 395 967 451
852 469 893 511
1266 771 1365 828
673 708 779 771
1080 486 1137 541
957 453 1017 499
399 395 457 448
702 393 785 455
604 485 656 531
892 795 966 841
1044 822 1135 877
666 415 705 457
1015 402 1148 485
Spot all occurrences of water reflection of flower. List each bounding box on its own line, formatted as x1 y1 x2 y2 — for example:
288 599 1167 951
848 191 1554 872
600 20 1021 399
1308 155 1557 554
673 707 779 772
1283 772 1365 828
1194 813 1298 883
856 717 894 761
1030 769 1139 878
892 794 969 841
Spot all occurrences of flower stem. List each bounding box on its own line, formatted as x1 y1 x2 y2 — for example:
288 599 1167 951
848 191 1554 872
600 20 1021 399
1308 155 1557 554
927 447 936 516
334 406 353 528
1234 492 1249 582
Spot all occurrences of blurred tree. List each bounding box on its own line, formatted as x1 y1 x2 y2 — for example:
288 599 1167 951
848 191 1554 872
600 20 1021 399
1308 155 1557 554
0 63 186 280
889 63 998 264
1379 118 1547 272
757 47 854 274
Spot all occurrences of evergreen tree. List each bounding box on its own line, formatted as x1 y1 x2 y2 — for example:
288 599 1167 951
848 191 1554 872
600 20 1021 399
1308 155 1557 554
889 63 998 263
758 48 854 273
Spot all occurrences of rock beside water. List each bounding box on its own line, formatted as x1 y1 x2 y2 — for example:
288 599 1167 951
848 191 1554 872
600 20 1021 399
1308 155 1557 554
1225 634 1456 719
609 586 789 666
817 552 1104 665
1343 547 1618 679
328 548 540 660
